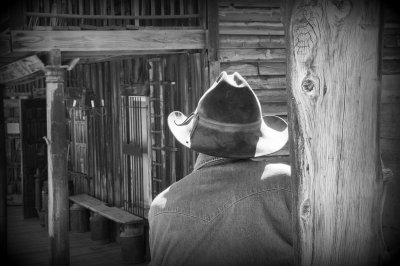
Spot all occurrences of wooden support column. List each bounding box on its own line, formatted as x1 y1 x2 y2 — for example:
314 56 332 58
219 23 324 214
0 86 7 259
207 0 220 85
45 49 69 266
286 0 384 265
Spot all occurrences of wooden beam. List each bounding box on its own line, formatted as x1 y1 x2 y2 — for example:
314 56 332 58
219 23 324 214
45 49 69 266
0 85 6 260
0 55 45 84
11 30 205 52
286 0 385 265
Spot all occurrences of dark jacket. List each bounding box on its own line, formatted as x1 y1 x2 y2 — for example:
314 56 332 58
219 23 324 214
148 154 293 266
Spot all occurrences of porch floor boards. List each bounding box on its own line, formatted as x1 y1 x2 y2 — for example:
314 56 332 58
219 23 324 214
7 205 147 266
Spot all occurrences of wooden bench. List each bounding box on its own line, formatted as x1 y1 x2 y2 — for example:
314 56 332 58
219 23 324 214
69 193 143 224
69 194 147 264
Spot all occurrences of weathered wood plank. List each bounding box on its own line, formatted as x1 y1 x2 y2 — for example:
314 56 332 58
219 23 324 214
382 75 400 104
287 0 384 265
221 62 288 76
219 48 286 62
381 89 400 104
261 102 287 116
381 139 400 162
219 22 284 35
220 62 258 76
255 88 287 103
383 47 400 60
246 75 286 90
219 7 281 22
382 74 400 92
383 59 400 74
219 0 282 8
11 30 205 52
258 61 286 75
219 35 285 49
383 34 400 48
381 103 400 139
384 22 400 35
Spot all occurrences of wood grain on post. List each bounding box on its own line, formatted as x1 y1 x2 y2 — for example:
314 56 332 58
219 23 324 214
286 0 385 265
45 49 69 266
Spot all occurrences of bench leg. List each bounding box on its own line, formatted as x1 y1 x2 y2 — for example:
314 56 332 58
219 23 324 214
90 213 110 243
120 223 146 264
70 203 89 232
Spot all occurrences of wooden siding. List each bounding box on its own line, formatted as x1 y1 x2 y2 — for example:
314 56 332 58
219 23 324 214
218 0 288 157
218 0 286 119
381 1 400 251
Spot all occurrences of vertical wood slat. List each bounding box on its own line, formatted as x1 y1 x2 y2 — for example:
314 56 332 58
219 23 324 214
104 62 113 204
89 0 94 26
83 64 93 194
78 0 83 25
101 0 107 27
97 63 106 201
68 0 73 25
44 0 50 26
110 0 115 26
150 0 156 26
121 0 126 26
207 0 220 85
141 0 146 26
133 0 140 27
110 61 121 206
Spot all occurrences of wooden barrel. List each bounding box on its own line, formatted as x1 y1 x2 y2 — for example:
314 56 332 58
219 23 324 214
120 223 146 264
69 203 89 232
90 212 110 243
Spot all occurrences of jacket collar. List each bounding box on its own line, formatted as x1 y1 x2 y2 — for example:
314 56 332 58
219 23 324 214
193 153 239 171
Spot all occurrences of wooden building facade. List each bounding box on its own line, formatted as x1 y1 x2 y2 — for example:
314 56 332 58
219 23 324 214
1 0 399 265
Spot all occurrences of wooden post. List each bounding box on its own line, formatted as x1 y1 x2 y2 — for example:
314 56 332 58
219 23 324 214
0 85 7 259
45 49 70 266
286 0 385 265
207 0 220 85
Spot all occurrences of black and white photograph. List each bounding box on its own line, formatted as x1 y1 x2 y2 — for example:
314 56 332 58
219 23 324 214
0 0 400 265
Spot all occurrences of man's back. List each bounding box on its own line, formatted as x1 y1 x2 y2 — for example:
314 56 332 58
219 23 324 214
149 154 293 266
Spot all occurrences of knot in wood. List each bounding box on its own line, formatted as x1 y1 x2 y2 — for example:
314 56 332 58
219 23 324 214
300 198 311 221
301 78 315 92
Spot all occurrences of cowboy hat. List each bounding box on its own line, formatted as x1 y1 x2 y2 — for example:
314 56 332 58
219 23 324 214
168 71 288 158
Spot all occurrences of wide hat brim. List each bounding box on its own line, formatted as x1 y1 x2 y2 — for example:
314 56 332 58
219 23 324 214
168 111 288 158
